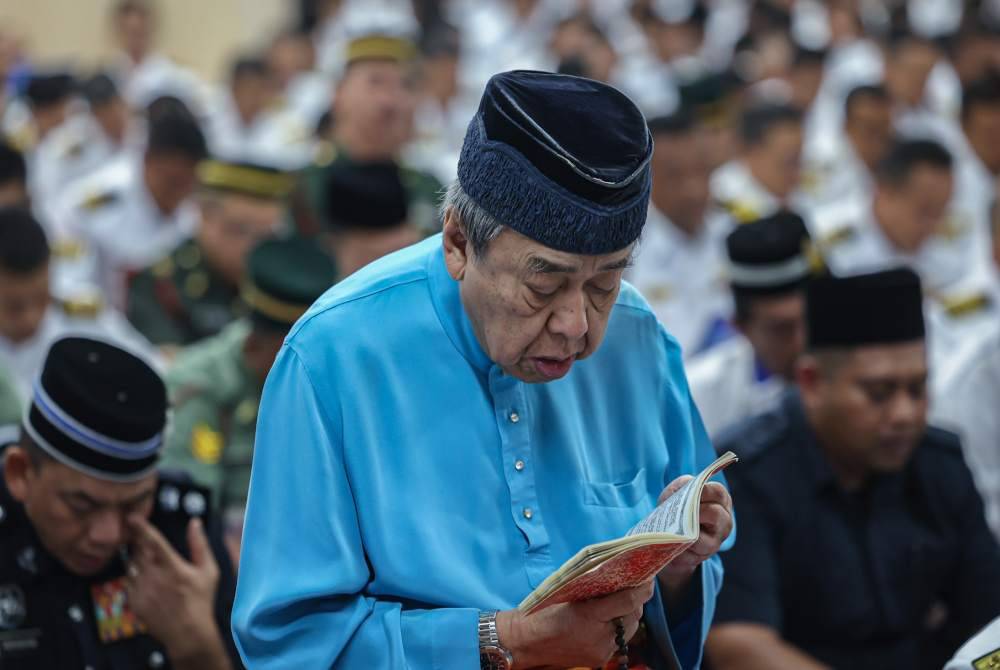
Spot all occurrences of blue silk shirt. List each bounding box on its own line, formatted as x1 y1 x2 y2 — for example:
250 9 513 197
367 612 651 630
231 235 730 668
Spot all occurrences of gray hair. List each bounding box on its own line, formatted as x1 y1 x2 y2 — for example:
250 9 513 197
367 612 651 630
440 180 505 258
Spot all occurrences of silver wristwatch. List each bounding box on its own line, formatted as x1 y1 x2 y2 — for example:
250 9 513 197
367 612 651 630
478 610 514 670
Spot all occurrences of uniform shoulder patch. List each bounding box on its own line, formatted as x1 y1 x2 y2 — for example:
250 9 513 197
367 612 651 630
716 199 760 224
941 292 992 318
81 190 119 212
974 647 1000 670
819 224 857 249
59 294 104 319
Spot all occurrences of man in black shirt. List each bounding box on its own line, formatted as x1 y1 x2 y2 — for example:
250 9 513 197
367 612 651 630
0 336 240 669
706 268 1000 670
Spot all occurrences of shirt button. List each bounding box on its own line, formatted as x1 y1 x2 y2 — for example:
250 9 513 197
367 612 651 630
509 411 520 424
67 605 84 622
514 459 525 471
148 650 166 668
522 507 533 520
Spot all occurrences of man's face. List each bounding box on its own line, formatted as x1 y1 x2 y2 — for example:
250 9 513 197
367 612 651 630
745 121 803 199
93 99 130 145
198 193 282 286
232 72 277 123
0 179 29 209
800 342 928 479
0 267 49 343
876 165 954 252
143 153 199 214
845 96 892 170
116 7 153 59
649 131 711 236
333 60 415 159
790 62 824 110
738 292 806 381
887 41 939 107
964 103 1000 175
4 448 157 576
444 212 632 383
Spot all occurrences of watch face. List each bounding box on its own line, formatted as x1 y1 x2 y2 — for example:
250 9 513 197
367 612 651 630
480 647 513 670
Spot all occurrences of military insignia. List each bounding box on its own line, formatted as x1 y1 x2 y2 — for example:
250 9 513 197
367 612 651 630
176 244 202 271
91 578 146 642
82 190 118 211
158 484 180 511
819 224 857 249
182 490 207 516
184 271 209 299
314 141 338 167
16 547 37 575
941 292 992 318
803 239 826 274
59 293 103 319
973 647 1000 670
51 239 85 259
151 257 175 279
0 584 26 630
191 423 223 464
718 199 759 224
235 398 258 425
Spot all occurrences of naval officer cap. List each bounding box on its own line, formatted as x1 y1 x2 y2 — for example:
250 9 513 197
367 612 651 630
726 210 814 296
807 268 925 349
457 70 653 255
23 337 167 481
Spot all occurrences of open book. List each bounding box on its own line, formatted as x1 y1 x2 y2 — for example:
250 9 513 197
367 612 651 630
518 451 738 615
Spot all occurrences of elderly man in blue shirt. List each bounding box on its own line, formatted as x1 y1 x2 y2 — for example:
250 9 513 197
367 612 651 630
232 70 734 669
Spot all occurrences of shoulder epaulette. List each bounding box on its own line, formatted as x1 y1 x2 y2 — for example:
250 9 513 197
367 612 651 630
940 292 992 318
62 140 85 159
819 224 857 249
716 199 760 224
50 239 85 260
58 294 103 319
81 190 119 212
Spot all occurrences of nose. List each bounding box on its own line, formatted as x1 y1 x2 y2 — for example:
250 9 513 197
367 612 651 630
87 509 125 548
547 290 588 342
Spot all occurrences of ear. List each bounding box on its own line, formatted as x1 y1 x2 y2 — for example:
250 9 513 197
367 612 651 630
442 207 470 281
3 447 34 503
795 354 823 408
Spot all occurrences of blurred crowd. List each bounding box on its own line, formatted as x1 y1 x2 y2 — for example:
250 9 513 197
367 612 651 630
2 0 1000 668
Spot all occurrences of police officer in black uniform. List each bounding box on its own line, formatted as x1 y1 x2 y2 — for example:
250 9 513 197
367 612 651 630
0 336 240 669
705 268 1000 670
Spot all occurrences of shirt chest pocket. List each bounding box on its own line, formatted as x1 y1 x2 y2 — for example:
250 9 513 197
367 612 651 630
582 468 649 508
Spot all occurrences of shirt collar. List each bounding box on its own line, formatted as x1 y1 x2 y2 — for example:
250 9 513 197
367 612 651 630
426 239 493 373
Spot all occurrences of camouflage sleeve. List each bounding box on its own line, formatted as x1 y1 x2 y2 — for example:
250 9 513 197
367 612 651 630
126 272 187 346
161 383 227 503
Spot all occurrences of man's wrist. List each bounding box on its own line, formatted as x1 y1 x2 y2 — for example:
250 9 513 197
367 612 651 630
495 609 534 670
164 614 230 670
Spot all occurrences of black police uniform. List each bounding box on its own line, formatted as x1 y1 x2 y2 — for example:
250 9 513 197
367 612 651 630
0 467 241 669
714 391 1000 670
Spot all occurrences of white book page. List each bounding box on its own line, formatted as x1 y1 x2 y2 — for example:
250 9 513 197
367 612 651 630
626 478 696 537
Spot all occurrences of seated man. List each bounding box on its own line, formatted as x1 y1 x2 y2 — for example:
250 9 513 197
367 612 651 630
686 211 812 439
0 335 240 669
126 159 293 347
233 70 733 669
161 236 336 563
706 268 1000 670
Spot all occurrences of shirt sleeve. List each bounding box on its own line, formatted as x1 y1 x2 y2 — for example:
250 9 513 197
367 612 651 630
231 345 479 669
645 332 735 669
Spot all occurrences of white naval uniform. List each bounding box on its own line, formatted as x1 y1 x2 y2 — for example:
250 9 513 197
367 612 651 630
685 334 788 440
931 324 1000 542
801 130 873 208
943 616 1000 670
626 206 732 357
47 156 198 310
111 52 209 114
710 160 807 224
204 91 315 169
0 302 163 404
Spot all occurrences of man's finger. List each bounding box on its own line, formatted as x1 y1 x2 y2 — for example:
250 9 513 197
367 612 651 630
698 503 731 537
186 517 217 572
658 475 694 505
700 482 732 510
581 582 655 621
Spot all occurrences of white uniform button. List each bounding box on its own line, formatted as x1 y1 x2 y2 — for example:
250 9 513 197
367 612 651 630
148 650 166 668
67 605 84 622
509 412 520 423
514 459 525 471
522 507 533 520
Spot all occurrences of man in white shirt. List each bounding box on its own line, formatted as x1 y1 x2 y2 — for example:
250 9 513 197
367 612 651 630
628 111 731 358
687 211 813 438
0 207 159 403
47 109 207 310
711 103 807 223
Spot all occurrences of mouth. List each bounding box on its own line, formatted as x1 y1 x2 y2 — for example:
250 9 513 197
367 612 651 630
74 551 113 573
531 355 577 380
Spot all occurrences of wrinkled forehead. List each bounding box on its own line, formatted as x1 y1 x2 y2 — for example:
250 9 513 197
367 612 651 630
490 227 635 277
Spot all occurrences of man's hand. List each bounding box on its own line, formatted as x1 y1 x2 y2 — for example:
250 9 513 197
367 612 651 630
657 475 734 599
125 516 231 670
496 581 655 669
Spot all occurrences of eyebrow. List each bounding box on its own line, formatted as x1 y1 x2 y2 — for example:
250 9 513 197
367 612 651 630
525 254 633 275
62 489 154 509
